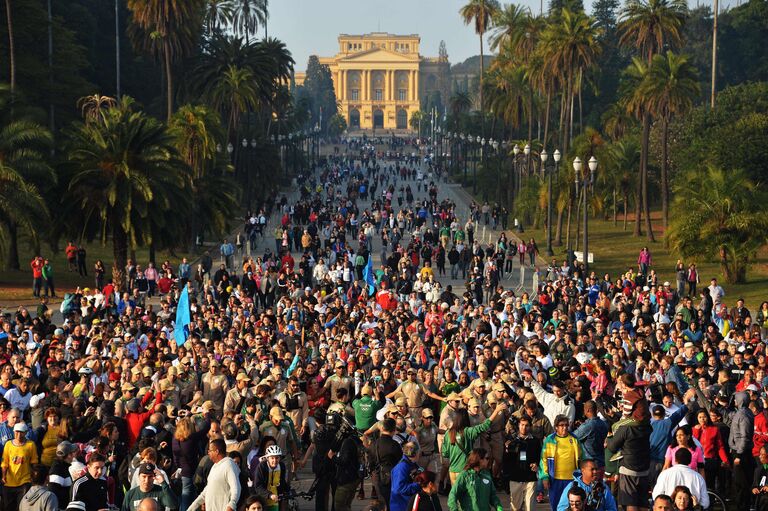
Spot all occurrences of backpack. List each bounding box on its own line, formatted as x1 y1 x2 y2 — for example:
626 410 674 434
59 293 78 316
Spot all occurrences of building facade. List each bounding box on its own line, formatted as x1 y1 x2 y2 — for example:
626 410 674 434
295 33 450 132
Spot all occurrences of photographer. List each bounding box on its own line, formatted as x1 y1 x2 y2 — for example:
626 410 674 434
331 414 363 511
306 410 337 511
389 442 421 511
556 460 617 511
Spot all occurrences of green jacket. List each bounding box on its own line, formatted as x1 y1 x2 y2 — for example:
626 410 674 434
447 468 502 511
442 419 491 472
121 482 179 511
352 396 383 431
42 263 53 280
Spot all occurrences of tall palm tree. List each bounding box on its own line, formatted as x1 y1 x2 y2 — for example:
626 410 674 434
127 0 205 121
449 91 473 130
210 65 259 143
460 0 500 133
63 98 192 289
619 57 654 240
604 136 640 229
642 50 699 237
539 8 601 156
489 4 529 53
618 0 687 64
231 0 267 43
204 0 234 34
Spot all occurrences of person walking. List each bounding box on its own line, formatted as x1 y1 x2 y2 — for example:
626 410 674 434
406 471 443 511
369 418 403 509
19 464 58 511
1 422 38 511
442 404 507 485
447 448 503 511
76 246 87 277
41 259 55 298
390 442 422 511
539 415 581 511
71 453 109 511
121 462 179 511
502 416 541 511
188 439 241 511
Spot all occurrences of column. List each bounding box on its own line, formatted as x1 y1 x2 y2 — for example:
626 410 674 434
337 70 344 101
413 69 420 104
389 70 394 101
409 71 415 102
362 70 368 101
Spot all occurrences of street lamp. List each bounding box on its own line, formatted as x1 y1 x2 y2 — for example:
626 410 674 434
512 143 520 203
460 133 467 184
523 143 531 191
574 155 598 275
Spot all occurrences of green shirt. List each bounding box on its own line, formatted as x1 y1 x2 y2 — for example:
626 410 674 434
121 482 179 511
352 396 383 430
447 468 502 511
442 419 491 473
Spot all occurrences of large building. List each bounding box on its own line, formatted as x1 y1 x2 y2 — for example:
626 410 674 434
295 33 450 132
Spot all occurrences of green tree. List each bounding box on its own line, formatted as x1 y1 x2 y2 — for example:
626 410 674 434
668 166 768 284
641 50 699 236
301 55 338 134
127 0 205 121
327 113 347 137
204 0 234 34
460 0 500 132
63 98 192 288
231 0 267 42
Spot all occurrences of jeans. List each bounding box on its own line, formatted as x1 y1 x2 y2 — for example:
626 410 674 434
334 480 359 511
180 475 196 511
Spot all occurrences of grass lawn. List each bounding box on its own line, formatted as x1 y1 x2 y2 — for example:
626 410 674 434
0 234 198 306
521 212 768 310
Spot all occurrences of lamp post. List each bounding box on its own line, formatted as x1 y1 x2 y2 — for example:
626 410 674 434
460 134 467 185
511 143 520 204
474 135 481 194
574 155 598 275
523 143 531 194
492 139 500 202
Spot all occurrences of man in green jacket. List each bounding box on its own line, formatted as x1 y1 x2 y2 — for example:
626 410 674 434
122 463 179 511
352 385 384 431
442 403 507 483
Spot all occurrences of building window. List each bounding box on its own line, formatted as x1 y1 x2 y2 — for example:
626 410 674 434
375 89 383 101
398 89 407 101
351 89 359 100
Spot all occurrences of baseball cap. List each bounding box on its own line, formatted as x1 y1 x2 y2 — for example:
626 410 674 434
421 408 434 418
13 423 28 433
67 502 87 511
56 441 78 457
395 396 407 406
236 373 252 382
139 462 156 475
361 386 372 396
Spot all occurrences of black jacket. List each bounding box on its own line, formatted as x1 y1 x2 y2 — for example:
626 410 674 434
370 434 403 473
71 472 109 511
335 436 361 485
503 434 542 482
606 422 652 473
253 460 288 501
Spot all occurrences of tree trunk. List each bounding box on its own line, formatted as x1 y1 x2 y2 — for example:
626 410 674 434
641 113 655 242
613 188 617 226
623 192 628 230
555 206 564 246
5 220 20 270
479 34 484 136
5 0 15 95
543 90 551 149
565 199 572 253
661 117 669 245
164 39 173 121
148 243 156 265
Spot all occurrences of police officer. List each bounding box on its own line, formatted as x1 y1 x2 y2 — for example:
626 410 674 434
416 408 440 474
324 360 354 402
387 368 446 427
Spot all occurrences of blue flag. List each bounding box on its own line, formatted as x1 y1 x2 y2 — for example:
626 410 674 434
174 285 191 346
363 254 375 296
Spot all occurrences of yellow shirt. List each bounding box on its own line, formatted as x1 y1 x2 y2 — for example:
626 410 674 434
1 440 38 487
41 425 61 467
554 435 579 480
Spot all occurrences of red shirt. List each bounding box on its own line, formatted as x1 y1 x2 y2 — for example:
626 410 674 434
157 277 173 294
753 411 768 457
30 258 43 278
693 424 729 463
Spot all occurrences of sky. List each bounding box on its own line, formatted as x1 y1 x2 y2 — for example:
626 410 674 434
266 0 723 72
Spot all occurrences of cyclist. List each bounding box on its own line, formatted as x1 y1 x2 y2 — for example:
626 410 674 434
252 445 289 511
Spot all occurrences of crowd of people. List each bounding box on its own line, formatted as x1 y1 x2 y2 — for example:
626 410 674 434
5 146 768 511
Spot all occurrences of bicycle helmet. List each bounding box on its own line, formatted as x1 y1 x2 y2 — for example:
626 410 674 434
264 445 283 458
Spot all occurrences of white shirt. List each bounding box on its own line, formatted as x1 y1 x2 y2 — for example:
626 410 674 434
652 464 709 508
188 457 241 511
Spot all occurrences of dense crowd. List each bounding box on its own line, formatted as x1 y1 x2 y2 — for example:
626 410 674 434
5 147 768 511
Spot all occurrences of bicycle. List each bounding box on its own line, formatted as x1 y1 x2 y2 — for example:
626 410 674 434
278 489 314 511
705 489 727 511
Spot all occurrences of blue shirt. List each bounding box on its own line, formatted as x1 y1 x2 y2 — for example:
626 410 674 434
389 456 421 511
572 417 609 467
649 405 688 462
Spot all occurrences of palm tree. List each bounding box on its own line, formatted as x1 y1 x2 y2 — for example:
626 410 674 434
539 8 601 155
210 65 259 143
460 0 500 133
668 166 768 284
604 136 640 229
231 0 267 42
127 0 205 121
204 0 234 34
449 91 473 130
618 0 687 64
619 57 654 240
642 50 699 237
489 4 529 53
63 98 192 289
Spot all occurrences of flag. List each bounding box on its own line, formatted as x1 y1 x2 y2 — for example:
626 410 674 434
363 254 375 296
174 284 191 346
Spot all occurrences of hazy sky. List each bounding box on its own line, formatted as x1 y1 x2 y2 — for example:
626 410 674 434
267 0 720 72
